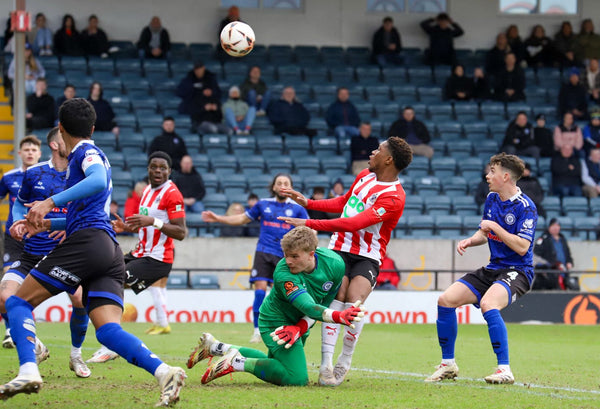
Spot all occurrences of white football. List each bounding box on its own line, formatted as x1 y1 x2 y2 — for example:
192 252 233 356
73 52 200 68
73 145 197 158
220 21 255 57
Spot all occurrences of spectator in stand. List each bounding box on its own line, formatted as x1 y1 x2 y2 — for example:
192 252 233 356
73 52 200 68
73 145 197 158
223 86 255 135
306 187 333 222
506 24 526 66
502 111 540 158
582 59 600 104
554 21 579 68
87 81 119 136
388 106 433 158
245 193 260 237
148 117 188 172
534 114 554 157
472 67 492 100
246 193 259 210
53 14 83 56
581 147 600 198
176 61 221 124
533 218 575 291
551 144 583 198
420 13 464 66
267 86 314 137
81 14 109 58
583 110 600 154
240 66 270 116
485 33 511 76
558 67 588 120
325 87 360 139
372 16 403 67
172 155 206 213
55 83 76 113
220 203 248 237
137 16 170 59
554 112 584 152
444 64 474 101
28 13 52 56
517 163 545 217
493 52 526 102
330 178 345 198
194 92 229 135
124 181 148 219
575 19 600 62
109 200 121 220
524 25 554 68
474 164 490 208
375 255 400 291
350 122 379 175
25 78 55 131
217 6 242 62
8 43 45 95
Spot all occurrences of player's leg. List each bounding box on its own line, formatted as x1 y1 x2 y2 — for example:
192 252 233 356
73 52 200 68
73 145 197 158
249 251 277 343
67 287 91 378
187 332 268 369
147 277 170 334
425 272 482 383
251 280 267 342
0 275 21 349
1 234 24 348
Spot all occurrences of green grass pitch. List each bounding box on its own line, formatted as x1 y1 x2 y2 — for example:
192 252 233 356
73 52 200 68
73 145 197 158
0 323 597 408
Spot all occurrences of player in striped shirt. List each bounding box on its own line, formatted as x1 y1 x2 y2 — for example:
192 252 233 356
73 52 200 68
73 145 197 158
425 153 537 385
87 151 187 363
278 136 413 386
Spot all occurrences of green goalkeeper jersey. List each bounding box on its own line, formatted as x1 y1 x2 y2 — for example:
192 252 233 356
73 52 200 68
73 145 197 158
258 247 345 330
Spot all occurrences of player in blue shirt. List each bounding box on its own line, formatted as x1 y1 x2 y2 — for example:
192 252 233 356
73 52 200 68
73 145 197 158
0 99 186 406
202 173 309 342
425 153 537 385
2 128 91 378
0 135 41 348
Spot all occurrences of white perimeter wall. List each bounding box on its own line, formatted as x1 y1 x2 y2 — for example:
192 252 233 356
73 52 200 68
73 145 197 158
3 0 600 50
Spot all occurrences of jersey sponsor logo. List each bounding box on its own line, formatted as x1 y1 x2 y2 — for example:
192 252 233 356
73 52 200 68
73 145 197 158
264 207 272 214
322 281 333 291
487 209 492 218
84 149 99 157
487 232 502 242
48 266 81 286
504 213 516 225
343 195 365 217
140 206 149 215
284 281 299 296
523 219 534 229
501 271 519 286
34 181 45 190
11 181 19 188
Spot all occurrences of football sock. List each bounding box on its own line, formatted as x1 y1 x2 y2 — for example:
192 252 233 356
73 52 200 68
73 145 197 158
498 364 511 372
321 299 344 368
337 302 366 369
96 322 163 374
483 309 509 365
70 307 88 348
244 357 306 386
5 296 38 373
210 341 231 356
252 289 266 328
1 312 9 330
232 354 246 371
437 305 457 360
149 286 168 327
71 346 82 358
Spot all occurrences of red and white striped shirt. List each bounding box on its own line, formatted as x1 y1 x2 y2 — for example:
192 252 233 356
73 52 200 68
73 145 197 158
131 180 185 263
305 169 405 263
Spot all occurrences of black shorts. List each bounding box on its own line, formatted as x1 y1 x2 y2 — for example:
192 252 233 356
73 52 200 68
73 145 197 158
458 267 531 307
3 233 24 268
124 252 172 294
6 251 43 280
334 250 380 288
30 228 126 312
250 251 281 284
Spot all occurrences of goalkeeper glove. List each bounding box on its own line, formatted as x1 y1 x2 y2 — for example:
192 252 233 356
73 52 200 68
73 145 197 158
270 316 315 349
322 300 365 329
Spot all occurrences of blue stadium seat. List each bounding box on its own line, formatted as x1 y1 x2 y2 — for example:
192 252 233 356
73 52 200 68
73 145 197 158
454 103 481 121
435 215 463 238
573 217 599 240
447 140 473 159
429 140 446 156
424 196 452 215
417 86 443 104
119 133 146 152
277 65 302 83
457 157 484 179
462 215 483 235
381 67 407 84
231 135 257 156
405 156 430 177
238 155 266 175
542 196 562 219
201 173 220 194
355 102 374 119
322 156 348 177
329 66 355 85
366 85 391 101
190 274 220 289
407 215 435 237
562 197 589 217
355 66 381 84
435 120 462 137
269 45 294 65
202 134 230 156
346 47 371 66
443 176 468 197
221 174 248 194
285 135 311 156
452 196 478 215
256 135 284 155
415 176 441 196
295 45 320 65
556 216 575 239
266 156 293 174
506 103 532 120
398 175 414 194
179 134 201 153
211 155 238 175
480 102 506 120
432 65 452 85
112 170 134 189
407 66 433 85
294 156 321 176
167 274 188 289
428 104 454 121
320 46 346 65
304 174 332 192
391 84 417 101
313 136 339 157
431 157 457 179
303 66 329 84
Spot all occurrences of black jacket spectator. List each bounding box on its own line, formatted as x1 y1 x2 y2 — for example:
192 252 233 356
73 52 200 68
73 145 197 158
267 87 311 136
351 134 379 162
173 168 205 202
502 116 537 153
506 25 527 65
485 33 510 75
551 146 583 197
325 99 360 130
176 65 221 116
148 131 188 172
88 98 115 131
420 14 464 66
553 21 579 67
559 69 588 118
387 117 431 144
371 19 402 64
444 64 474 101
137 17 171 59
517 164 545 217
53 14 83 56
533 225 573 290
493 56 526 102
534 121 554 158
26 92 55 130
524 25 555 68
81 17 109 57
472 68 492 100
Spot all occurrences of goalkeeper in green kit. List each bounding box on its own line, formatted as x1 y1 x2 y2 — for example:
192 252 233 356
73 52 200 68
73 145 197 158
186 226 365 386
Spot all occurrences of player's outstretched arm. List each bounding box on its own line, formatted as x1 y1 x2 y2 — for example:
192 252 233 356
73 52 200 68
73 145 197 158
201 210 251 226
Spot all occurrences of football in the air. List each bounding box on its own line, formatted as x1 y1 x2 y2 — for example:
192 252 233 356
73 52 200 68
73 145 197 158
220 21 255 57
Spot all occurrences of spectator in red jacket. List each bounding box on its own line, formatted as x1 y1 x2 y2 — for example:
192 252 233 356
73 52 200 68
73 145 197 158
376 255 400 290
124 181 148 219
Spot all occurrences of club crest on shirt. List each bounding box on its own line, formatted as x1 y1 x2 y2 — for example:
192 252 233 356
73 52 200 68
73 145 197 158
368 194 379 205
285 208 293 216
504 213 516 225
322 281 333 291
284 281 299 296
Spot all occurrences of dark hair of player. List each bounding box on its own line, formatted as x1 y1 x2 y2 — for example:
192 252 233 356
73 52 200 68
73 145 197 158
59 98 96 138
269 173 293 196
20 134 42 149
281 226 318 254
148 151 172 169
489 152 525 182
386 136 413 173
46 127 60 146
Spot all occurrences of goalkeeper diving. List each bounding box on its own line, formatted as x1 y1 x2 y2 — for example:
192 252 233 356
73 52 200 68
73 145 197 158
187 226 365 386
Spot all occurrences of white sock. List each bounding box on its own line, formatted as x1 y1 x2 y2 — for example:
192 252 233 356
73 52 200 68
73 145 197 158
70 346 82 358
210 342 231 356
19 362 40 377
441 358 455 365
498 364 511 372
231 355 246 372
321 299 344 368
35 337 45 354
253 327 260 336
337 302 366 369
149 286 169 327
154 363 169 379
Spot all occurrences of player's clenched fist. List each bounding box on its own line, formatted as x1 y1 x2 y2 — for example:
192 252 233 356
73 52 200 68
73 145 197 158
270 317 313 349
323 300 366 329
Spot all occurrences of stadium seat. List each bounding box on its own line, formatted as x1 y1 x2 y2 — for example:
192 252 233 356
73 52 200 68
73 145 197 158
398 175 414 194
277 65 302 83
435 215 463 238
447 140 473 159
429 140 446 156
248 174 275 194
231 135 257 156
202 134 230 156
562 197 589 218
266 156 293 174
320 46 346 65
443 176 468 197
382 67 407 84
480 102 506 120
167 273 189 289
313 136 339 157
428 104 454 122
295 156 321 176
238 155 266 175
303 66 329 84
452 196 479 216
431 157 457 179
556 216 574 239
407 66 432 85
391 84 417 101
119 133 146 152
304 174 332 192
407 215 435 237
322 156 348 177
211 155 238 175
405 156 429 177
506 103 532 119
573 217 599 240
457 157 484 179
424 196 452 215
256 135 284 156
190 274 220 289
542 196 562 219
453 102 480 121
346 47 372 66
403 195 423 215
294 45 320 65
417 86 443 104
111 170 134 189
355 66 381 84
415 176 441 196
462 215 483 235
435 121 462 138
